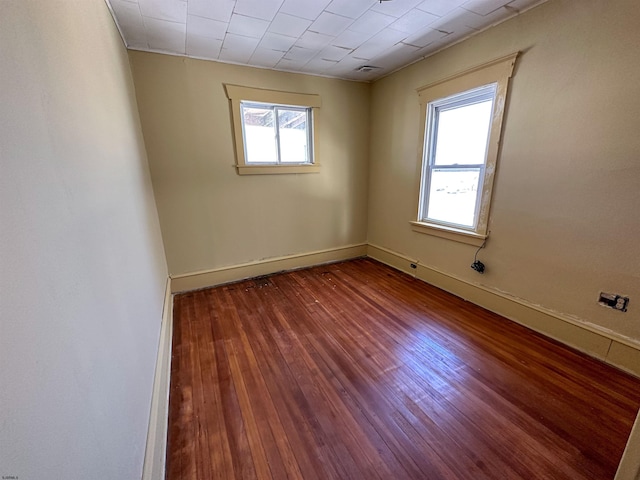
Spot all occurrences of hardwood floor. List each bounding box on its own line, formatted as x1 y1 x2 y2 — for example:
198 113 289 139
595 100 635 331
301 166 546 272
167 258 640 480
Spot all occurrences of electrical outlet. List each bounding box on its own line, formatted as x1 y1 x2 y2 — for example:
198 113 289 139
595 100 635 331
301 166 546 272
598 292 629 312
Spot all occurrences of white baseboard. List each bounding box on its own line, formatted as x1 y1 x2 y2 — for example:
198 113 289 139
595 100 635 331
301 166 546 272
170 243 368 293
367 243 640 378
142 277 173 480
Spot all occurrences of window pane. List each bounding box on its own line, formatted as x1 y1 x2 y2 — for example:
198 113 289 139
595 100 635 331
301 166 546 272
433 100 492 165
243 105 277 164
278 108 310 164
426 169 481 227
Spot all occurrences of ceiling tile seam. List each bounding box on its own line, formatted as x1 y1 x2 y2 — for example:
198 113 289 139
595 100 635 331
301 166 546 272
373 3 542 82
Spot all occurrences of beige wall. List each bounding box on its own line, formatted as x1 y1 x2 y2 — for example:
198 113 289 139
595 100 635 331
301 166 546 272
368 0 640 342
129 52 370 275
0 1 167 479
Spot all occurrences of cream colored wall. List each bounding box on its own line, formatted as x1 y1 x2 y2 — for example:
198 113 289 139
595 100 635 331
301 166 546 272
0 1 167 479
128 52 370 276
367 0 640 342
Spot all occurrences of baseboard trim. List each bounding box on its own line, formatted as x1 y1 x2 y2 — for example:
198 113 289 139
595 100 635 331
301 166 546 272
170 243 368 293
367 243 640 378
142 277 173 480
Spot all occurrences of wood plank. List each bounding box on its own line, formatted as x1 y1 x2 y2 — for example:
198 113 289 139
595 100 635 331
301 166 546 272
167 258 640 479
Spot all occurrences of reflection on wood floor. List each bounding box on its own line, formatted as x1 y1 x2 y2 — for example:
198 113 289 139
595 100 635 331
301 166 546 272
168 258 640 480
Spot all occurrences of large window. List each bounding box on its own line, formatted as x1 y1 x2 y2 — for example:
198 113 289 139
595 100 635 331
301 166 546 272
421 84 496 229
225 85 321 175
412 53 518 246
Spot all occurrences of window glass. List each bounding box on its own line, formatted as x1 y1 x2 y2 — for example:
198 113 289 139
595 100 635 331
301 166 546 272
243 106 276 164
426 168 481 227
433 100 493 166
278 108 309 164
241 102 312 165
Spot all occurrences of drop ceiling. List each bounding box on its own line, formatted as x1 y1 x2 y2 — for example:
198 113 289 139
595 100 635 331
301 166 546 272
106 0 548 81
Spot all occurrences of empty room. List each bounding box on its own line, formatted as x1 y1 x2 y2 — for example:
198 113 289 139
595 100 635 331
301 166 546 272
2 0 640 479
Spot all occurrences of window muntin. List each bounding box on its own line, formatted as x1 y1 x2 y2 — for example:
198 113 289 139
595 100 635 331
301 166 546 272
241 102 312 165
420 84 496 230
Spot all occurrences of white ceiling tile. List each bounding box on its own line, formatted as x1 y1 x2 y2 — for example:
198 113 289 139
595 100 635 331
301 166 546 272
186 34 222 58
328 55 368 74
370 0 424 18
267 13 312 37
430 8 483 33
249 47 286 67
309 12 353 36
349 10 395 35
110 0 148 47
227 14 270 38
282 45 316 62
463 0 509 16
188 0 234 22
139 0 186 23
351 29 407 60
506 0 548 12
294 30 333 50
316 44 352 62
325 0 375 19
416 41 442 58
301 57 339 73
275 60 308 73
109 0 549 80
234 0 285 22
110 0 143 24
372 42 420 69
119 22 149 49
144 16 186 52
279 0 332 21
187 15 227 40
403 27 448 47
462 4 512 28
219 33 260 62
331 29 374 49
258 32 297 52
433 25 476 44
416 0 467 17
389 8 438 34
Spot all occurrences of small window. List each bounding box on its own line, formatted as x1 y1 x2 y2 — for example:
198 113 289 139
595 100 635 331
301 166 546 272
225 85 321 175
412 53 518 246
241 102 312 165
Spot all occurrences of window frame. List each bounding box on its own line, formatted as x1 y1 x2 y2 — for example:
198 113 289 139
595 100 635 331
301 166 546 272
412 52 519 246
240 101 314 166
225 84 321 175
420 83 497 231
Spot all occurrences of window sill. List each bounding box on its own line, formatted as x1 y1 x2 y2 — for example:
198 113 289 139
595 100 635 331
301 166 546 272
410 221 487 246
237 164 320 175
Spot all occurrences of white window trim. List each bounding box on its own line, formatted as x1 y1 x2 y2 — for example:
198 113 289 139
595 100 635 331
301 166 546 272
413 52 519 245
225 84 321 175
